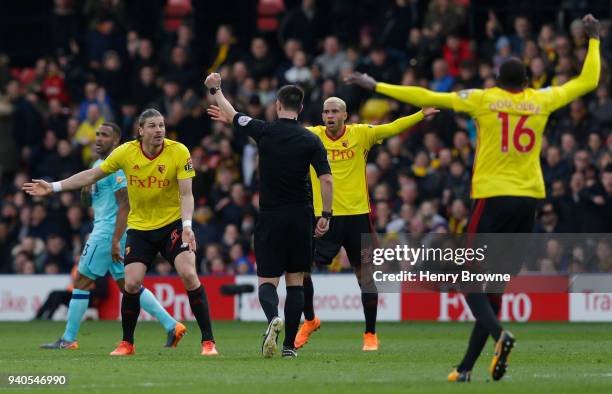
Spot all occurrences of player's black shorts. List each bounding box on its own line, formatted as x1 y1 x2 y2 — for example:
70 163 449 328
255 205 313 278
467 196 538 281
468 196 537 234
314 213 377 267
124 219 190 268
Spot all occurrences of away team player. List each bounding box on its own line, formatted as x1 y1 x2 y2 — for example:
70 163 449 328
40 123 185 350
348 13 600 383
24 109 219 357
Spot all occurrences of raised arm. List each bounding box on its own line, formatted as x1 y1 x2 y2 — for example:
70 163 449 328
345 72 457 109
23 167 107 197
547 15 601 112
205 73 237 121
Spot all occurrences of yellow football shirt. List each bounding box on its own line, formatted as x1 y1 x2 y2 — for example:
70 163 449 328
99 139 195 230
308 111 424 216
375 38 600 199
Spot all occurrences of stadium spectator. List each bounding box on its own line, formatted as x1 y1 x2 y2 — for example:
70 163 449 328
164 46 197 90
529 57 552 89
132 38 156 77
75 103 105 164
37 233 72 273
543 146 572 186
509 16 534 55
86 16 126 69
207 25 243 73
247 37 276 80
279 0 327 54
430 59 455 92
358 46 402 86
97 51 126 105
314 36 352 80
423 0 466 38
41 60 70 105
374 0 414 52
284 50 313 87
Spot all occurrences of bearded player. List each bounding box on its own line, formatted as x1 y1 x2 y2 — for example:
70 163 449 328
25 109 219 356
209 98 437 351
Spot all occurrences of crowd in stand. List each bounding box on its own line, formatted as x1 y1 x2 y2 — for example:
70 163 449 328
0 0 611 276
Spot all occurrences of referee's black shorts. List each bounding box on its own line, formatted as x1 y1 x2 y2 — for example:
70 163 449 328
254 205 313 278
314 213 377 267
467 196 538 279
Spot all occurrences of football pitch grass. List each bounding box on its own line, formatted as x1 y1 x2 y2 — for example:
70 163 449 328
1 321 611 393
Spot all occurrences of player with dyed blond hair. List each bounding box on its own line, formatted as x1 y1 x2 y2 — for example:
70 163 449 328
347 13 601 383
209 96 438 352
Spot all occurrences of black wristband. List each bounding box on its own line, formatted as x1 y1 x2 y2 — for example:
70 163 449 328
209 87 220 95
321 210 333 219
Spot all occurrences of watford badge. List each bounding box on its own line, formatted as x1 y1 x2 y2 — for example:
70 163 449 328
158 164 166 174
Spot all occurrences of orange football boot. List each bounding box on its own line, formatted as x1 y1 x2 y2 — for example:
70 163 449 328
294 317 321 349
362 333 379 351
165 322 187 348
201 340 219 356
110 341 135 356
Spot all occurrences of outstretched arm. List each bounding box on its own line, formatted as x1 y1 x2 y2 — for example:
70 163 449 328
345 73 457 109
547 14 601 111
23 167 107 197
369 108 439 143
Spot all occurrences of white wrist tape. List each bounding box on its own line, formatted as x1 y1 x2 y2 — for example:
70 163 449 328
182 220 192 228
52 182 62 192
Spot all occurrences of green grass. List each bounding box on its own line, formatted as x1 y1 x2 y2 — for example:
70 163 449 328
0 321 611 393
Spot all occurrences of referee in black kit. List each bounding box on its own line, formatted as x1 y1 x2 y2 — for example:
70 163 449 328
205 73 333 358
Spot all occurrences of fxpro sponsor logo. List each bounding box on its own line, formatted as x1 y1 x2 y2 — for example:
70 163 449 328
438 292 533 322
129 175 171 189
328 148 355 161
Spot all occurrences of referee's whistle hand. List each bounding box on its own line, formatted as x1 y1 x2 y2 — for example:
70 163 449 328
314 217 330 238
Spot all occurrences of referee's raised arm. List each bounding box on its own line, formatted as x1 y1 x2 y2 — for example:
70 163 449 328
205 72 266 140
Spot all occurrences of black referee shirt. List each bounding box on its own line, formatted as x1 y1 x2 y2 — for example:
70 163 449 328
232 112 331 211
